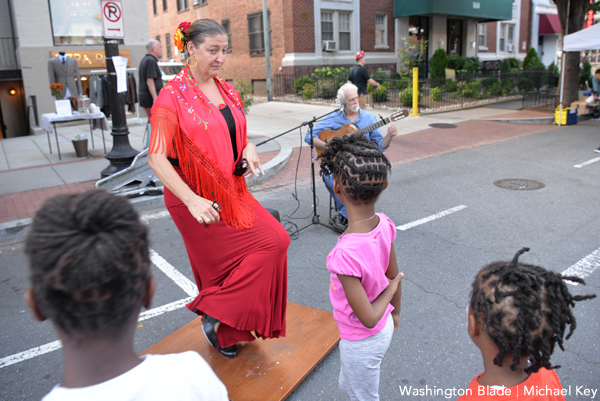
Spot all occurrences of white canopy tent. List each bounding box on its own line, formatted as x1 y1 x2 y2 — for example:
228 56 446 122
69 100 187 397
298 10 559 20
558 23 600 126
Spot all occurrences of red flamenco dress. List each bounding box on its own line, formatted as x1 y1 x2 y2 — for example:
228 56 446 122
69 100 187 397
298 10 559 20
149 68 289 348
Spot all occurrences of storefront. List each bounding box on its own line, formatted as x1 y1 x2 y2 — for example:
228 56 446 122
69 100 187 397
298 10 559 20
9 0 150 136
394 0 513 71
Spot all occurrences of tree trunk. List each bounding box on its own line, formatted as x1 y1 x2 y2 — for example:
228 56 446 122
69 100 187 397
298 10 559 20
554 0 589 106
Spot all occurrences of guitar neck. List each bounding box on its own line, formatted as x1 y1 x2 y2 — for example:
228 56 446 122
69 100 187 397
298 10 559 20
356 117 390 136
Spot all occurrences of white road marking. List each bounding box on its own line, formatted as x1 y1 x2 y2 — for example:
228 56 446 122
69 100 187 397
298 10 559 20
150 249 198 297
574 157 600 168
0 297 195 369
562 247 600 286
396 205 468 231
141 210 171 222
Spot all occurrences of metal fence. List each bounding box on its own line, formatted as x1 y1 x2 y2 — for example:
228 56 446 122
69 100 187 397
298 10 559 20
273 70 557 113
522 89 559 111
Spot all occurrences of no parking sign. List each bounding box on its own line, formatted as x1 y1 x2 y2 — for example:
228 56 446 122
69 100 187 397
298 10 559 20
101 0 125 39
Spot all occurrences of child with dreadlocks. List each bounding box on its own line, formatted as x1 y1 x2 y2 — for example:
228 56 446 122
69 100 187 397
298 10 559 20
24 189 228 401
459 247 596 400
319 133 403 400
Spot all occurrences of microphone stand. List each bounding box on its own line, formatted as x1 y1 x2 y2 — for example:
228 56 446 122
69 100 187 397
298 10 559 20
254 107 344 235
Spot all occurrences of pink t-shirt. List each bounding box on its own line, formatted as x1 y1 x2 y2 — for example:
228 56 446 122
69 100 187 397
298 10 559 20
326 213 396 341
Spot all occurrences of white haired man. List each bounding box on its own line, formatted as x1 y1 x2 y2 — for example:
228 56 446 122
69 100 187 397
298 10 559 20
139 39 164 120
304 83 398 230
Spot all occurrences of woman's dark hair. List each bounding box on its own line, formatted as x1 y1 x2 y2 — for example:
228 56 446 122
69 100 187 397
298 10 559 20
186 19 227 50
470 247 596 374
319 133 391 204
24 190 150 339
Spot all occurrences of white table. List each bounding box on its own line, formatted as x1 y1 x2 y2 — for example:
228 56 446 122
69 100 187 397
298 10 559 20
41 112 109 160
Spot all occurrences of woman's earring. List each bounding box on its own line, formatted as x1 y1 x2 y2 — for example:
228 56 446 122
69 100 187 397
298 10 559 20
187 55 198 68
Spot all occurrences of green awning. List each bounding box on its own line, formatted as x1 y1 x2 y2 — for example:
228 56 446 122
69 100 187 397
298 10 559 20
394 0 512 21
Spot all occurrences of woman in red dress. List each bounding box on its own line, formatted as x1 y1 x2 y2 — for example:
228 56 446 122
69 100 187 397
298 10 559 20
148 19 289 358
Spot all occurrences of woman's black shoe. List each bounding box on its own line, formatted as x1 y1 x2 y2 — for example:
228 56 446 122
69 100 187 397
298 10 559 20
218 345 238 358
202 314 220 349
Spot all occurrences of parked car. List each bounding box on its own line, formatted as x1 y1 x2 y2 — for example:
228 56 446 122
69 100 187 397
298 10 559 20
158 61 185 84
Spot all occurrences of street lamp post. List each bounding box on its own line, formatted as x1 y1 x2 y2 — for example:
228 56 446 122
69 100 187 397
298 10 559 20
100 38 138 178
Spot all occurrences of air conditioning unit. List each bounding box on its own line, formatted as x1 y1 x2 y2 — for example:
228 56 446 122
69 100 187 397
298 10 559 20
507 44 513 52
323 41 337 52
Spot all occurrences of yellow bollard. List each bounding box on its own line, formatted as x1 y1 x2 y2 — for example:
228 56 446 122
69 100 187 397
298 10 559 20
411 67 420 116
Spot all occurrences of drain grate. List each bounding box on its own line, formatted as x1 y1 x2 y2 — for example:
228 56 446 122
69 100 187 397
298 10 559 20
429 123 457 129
494 179 545 191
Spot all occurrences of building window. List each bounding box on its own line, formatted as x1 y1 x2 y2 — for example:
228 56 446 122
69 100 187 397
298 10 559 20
321 12 334 41
248 12 266 55
165 33 172 59
222 19 232 52
507 25 514 51
339 13 351 51
478 23 487 48
193 0 207 5
49 0 104 45
321 11 352 51
500 23 515 52
156 35 160 43
163 0 168 11
153 0 157 15
375 14 387 47
177 0 189 12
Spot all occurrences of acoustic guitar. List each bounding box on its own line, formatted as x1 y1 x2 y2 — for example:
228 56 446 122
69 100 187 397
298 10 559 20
317 109 409 155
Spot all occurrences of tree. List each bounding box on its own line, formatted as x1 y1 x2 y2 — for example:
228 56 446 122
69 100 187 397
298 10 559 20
552 0 594 105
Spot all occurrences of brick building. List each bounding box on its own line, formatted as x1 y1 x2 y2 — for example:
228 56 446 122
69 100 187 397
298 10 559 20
148 0 398 95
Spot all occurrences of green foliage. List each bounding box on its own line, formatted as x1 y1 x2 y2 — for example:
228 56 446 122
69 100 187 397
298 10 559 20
581 60 592 87
475 92 485 100
431 87 442 101
309 66 349 98
547 62 559 77
517 78 535 92
447 55 465 71
294 77 314 94
397 37 428 76
463 57 480 74
311 66 349 80
372 86 388 102
301 83 315 99
448 93 458 99
500 57 520 73
523 48 545 71
430 48 448 79
316 81 337 98
444 79 458 92
399 87 422 106
500 78 514 96
234 79 254 114
482 76 499 90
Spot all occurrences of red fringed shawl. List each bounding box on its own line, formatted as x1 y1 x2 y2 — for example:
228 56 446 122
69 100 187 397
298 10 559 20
149 67 257 230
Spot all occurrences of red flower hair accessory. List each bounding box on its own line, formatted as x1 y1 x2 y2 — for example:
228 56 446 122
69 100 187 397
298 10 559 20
174 21 192 52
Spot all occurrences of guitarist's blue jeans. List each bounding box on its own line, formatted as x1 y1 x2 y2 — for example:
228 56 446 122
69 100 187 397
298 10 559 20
323 174 346 218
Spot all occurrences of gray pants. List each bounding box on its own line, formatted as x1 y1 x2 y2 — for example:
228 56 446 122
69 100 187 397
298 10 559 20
338 314 394 401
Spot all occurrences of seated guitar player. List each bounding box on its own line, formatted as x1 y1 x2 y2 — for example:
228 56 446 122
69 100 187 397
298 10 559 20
304 82 399 231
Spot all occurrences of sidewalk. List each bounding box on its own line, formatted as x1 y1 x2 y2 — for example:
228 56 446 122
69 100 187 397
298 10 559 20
0 99 586 243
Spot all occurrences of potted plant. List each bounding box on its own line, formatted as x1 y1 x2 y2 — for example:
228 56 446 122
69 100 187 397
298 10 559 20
50 83 71 116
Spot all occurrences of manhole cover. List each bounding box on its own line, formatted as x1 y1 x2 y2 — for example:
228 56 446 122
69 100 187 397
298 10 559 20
494 179 545 191
429 123 457 129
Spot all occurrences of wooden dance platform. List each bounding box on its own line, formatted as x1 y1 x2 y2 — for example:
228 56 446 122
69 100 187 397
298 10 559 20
140 303 340 401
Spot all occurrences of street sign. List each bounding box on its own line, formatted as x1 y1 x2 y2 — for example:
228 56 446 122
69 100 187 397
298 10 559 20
101 0 125 39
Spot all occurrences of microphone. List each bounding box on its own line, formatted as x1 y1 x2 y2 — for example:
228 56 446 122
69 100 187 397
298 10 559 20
338 102 346 112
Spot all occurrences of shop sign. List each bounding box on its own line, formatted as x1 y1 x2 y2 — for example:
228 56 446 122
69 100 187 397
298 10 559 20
50 50 131 69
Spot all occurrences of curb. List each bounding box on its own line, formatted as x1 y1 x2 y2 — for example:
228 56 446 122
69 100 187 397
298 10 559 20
0 134 293 245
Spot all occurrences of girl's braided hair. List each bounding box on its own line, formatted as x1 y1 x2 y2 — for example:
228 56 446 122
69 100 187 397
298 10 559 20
470 247 596 374
24 190 150 339
319 133 391 203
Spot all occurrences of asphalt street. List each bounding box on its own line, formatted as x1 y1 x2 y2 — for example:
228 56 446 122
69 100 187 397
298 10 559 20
1 121 599 400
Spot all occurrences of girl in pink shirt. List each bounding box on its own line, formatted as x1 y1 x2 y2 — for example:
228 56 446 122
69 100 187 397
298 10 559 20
319 133 403 400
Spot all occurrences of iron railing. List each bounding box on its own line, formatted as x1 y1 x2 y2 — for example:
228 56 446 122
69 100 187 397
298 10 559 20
273 70 557 113
522 89 559 111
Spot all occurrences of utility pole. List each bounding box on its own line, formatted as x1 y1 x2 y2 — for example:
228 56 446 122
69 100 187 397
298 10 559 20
262 0 273 101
